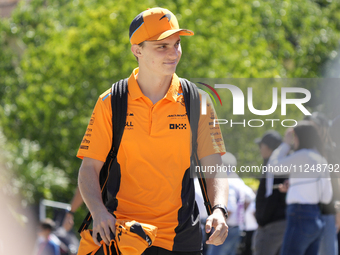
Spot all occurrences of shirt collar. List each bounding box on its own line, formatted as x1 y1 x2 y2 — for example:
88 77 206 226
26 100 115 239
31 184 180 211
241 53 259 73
164 73 181 103
128 68 181 102
128 68 144 101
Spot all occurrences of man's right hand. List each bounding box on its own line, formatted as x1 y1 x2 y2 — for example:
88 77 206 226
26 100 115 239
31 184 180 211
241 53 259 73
92 210 117 246
78 157 114 246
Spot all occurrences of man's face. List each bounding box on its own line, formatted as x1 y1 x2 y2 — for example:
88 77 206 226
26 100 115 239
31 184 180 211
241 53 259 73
138 33 182 76
259 143 273 159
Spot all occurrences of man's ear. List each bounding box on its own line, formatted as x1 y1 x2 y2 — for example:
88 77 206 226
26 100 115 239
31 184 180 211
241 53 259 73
131 44 142 59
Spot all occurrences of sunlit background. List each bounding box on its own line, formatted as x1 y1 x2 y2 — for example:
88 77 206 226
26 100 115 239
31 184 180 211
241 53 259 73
1 0 340 254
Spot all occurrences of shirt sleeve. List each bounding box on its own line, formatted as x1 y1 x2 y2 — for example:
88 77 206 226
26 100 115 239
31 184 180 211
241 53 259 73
268 143 333 203
76 91 113 162
197 90 226 160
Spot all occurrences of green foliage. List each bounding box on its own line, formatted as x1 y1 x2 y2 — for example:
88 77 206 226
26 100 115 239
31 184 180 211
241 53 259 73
177 0 340 78
0 0 339 211
0 129 69 204
242 178 259 191
0 21 17 101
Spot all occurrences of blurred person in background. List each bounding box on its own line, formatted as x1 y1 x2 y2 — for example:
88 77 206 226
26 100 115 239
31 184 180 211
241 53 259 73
47 187 83 255
330 115 340 255
268 121 333 255
305 112 340 255
54 214 80 255
253 130 287 255
0 146 37 255
1 177 36 255
34 218 60 255
239 185 257 255
61 187 83 233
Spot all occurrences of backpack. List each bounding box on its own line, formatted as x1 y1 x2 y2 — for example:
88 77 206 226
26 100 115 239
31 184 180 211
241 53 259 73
78 78 212 233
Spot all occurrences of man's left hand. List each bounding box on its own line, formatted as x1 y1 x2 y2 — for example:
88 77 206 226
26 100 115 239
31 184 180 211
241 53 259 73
205 209 228 245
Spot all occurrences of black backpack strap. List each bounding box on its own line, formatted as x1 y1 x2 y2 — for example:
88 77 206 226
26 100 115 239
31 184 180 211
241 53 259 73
78 78 129 233
180 78 212 216
112 78 129 156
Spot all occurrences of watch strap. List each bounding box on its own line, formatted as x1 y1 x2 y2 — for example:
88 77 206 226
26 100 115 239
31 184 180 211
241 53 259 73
212 204 228 218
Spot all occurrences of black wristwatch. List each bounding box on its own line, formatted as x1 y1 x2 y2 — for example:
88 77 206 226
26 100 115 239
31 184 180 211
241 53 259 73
212 204 228 219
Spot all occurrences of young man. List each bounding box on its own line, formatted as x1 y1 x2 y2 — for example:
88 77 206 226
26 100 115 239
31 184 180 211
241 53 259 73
77 7 228 254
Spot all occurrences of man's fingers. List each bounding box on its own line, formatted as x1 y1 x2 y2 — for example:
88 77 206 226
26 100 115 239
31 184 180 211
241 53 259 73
207 228 221 243
205 217 213 233
206 228 223 245
206 222 228 245
92 231 101 246
206 232 224 245
102 218 117 245
222 225 229 240
93 225 115 246
99 227 110 245
92 211 117 246
109 217 117 236
103 225 113 245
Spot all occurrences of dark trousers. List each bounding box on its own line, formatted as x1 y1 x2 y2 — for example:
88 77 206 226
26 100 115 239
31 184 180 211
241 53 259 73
240 230 255 255
144 247 202 255
280 204 323 255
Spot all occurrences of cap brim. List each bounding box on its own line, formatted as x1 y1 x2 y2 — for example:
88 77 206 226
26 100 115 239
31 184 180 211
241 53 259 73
147 29 194 41
254 138 261 144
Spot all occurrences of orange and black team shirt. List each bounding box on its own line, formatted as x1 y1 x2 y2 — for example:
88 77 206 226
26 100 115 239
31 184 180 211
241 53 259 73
77 68 226 252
